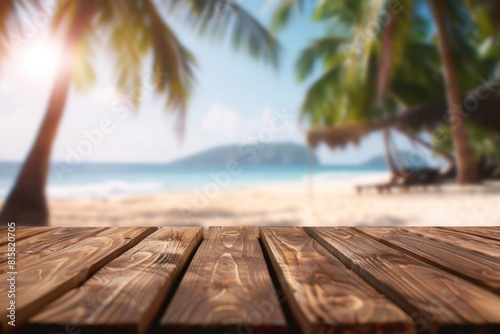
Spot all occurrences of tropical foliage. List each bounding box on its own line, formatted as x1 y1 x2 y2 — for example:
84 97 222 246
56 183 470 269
272 0 500 180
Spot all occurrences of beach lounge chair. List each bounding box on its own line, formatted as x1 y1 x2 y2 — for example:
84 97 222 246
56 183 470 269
356 168 441 194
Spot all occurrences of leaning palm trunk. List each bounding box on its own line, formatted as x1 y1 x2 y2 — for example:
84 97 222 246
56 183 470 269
0 65 71 225
429 0 478 184
0 4 93 226
383 129 398 174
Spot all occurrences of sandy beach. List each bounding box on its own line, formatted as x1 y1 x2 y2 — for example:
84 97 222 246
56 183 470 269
25 174 500 228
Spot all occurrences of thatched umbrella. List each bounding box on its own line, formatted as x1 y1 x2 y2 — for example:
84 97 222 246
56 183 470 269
307 84 500 149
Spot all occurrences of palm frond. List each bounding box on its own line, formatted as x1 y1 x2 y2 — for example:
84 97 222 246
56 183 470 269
271 0 304 31
300 65 345 125
167 0 281 67
296 36 348 81
0 0 42 59
144 0 195 133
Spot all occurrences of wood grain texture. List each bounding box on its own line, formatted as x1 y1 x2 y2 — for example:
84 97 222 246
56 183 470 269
447 227 500 242
160 226 287 333
306 227 500 333
28 227 203 334
260 227 414 334
355 227 500 294
0 227 107 273
207 226 260 239
398 227 500 259
0 227 155 331
0 227 51 246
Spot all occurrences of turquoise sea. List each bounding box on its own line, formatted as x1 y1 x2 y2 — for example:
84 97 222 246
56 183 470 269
0 162 387 199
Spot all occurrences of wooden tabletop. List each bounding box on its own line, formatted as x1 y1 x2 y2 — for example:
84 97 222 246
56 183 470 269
1 226 499 333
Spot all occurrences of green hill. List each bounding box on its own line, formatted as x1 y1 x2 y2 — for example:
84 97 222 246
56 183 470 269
361 151 430 168
169 142 319 166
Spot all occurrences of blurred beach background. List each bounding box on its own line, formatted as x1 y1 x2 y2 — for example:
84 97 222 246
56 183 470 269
2 159 500 227
1 0 499 227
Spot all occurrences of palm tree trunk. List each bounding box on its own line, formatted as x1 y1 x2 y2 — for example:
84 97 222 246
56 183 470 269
383 129 398 174
429 0 478 184
378 15 399 177
0 3 94 226
377 9 397 106
0 63 72 226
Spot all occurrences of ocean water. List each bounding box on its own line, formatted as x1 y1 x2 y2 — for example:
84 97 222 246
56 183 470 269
0 162 387 199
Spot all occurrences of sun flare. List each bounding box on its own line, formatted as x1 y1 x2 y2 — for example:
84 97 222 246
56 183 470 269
23 46 57 76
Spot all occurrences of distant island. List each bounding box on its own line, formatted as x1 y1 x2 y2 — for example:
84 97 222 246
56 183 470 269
169 142 319 166
360 151 430 168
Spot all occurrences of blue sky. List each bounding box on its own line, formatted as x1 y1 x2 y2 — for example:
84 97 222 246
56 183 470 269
0 0 415 165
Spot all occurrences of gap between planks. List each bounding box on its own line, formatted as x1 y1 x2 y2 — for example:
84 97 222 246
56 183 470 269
304 227 500 334
353 226 500 294
0 227 51 246
28 227 203 334
260 227 414 334
0 227 108 274
0 227 156 332
160 226 287 334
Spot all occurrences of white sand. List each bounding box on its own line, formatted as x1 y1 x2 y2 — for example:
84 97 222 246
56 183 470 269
42 174 500 227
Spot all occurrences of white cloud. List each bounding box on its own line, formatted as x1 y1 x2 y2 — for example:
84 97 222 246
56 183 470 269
201 103 240 139
260 107 274 126
240 107 276 134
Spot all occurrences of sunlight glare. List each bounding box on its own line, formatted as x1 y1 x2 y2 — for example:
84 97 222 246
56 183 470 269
23 46 57 76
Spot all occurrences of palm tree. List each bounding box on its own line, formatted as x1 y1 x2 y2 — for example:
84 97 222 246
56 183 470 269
291 1 438 173
0 0 280 226
305 0 500 170
273 0 498 183
428 0 477 183
272 0 427 175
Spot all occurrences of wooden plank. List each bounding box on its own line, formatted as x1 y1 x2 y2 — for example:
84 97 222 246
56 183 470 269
160 226 287 333
28 227 203 334
0 227 51 246
260 227 414 334
0 227 156 331
400 227 500 259
0 227 108 273
306 227 500 333
447 227 500 242
355 227 500 294
207 226 260 239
